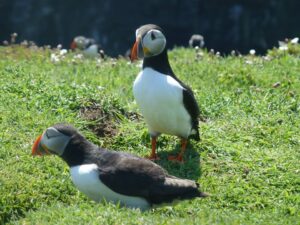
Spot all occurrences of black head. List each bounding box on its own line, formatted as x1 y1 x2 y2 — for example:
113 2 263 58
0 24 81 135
130 24 167 61
32 123 91 166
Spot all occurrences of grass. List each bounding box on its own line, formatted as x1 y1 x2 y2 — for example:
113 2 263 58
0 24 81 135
0 43 299 224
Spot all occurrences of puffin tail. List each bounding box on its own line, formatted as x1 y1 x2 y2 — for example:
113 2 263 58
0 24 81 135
189 126 200 141
189 133 200 141
149 176 208 205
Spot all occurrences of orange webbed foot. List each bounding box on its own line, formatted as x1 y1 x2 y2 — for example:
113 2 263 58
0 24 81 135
168 154 184 163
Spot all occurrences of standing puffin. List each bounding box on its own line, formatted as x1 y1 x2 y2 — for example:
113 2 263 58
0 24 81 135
70 36 104 58
32 124 207 210
130 24 200 162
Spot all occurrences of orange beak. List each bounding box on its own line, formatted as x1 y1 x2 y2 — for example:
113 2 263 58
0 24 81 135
130 39 140 62
32 135 42 156
70 41 77 50
32 134 51 156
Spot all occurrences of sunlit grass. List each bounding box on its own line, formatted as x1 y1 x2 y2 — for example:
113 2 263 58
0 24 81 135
0 44 299 224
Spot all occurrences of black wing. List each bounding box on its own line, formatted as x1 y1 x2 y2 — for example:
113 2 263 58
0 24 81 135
168 69 200 141
97 150 166 197
96 150 205 204
182 87 200 141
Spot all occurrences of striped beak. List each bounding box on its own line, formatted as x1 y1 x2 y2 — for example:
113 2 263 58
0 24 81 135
130 36 144 62
130 39 139 62
32 133 51 156
70 41 77 50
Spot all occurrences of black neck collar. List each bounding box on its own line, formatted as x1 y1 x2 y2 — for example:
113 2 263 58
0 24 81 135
142 49 175 76
61 135 92 167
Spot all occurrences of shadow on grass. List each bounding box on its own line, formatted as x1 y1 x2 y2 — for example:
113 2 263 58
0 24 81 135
155 142 202 181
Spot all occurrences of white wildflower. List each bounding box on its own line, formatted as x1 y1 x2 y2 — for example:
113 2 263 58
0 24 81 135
74 53 83 60
279 46 288 51
263 56 271 61
196 51 204 59
136 61 143 68
10 32 18 43
20 40 29 47
249 49 256 55
60 49 68 55
50 53 60 63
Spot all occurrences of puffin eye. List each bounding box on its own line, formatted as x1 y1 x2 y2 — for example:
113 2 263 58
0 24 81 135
151 32 156 40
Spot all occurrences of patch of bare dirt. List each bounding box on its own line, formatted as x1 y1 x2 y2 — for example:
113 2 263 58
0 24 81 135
79 102 141 138
79 104 118 138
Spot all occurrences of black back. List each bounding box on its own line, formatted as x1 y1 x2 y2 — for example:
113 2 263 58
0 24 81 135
91 148 204 204
95 149 205 204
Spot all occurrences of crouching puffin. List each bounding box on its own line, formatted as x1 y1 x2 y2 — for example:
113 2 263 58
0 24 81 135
130 24 200 162
70 36 104 58
32 124 207 210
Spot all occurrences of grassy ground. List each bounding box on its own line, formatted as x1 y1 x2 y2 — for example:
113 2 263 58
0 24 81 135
0 43 299 224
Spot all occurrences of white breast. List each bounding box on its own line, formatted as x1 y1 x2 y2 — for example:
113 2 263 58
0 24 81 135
70 164 150 210
133 68 192 138
83 44 99 58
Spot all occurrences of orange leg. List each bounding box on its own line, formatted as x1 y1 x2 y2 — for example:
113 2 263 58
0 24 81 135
168 138 187 162
146 137 160 160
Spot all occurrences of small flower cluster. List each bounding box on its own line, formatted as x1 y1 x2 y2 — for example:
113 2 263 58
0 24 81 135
278 37 299 51
2 32 18 45
50 45 68 63
268 37 300 58
10 33 18 44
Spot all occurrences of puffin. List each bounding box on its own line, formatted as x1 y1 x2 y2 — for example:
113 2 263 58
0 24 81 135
189 34 205 48
130 24 200 162
32 123 207 210
70 36 104 58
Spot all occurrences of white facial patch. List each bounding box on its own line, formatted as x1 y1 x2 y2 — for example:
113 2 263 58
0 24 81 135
142 29 166 57
135 28 141 38
41 127 71 156
74 36 87 49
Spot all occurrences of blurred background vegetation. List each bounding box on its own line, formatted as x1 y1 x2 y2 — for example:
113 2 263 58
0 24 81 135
0 0 299 56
